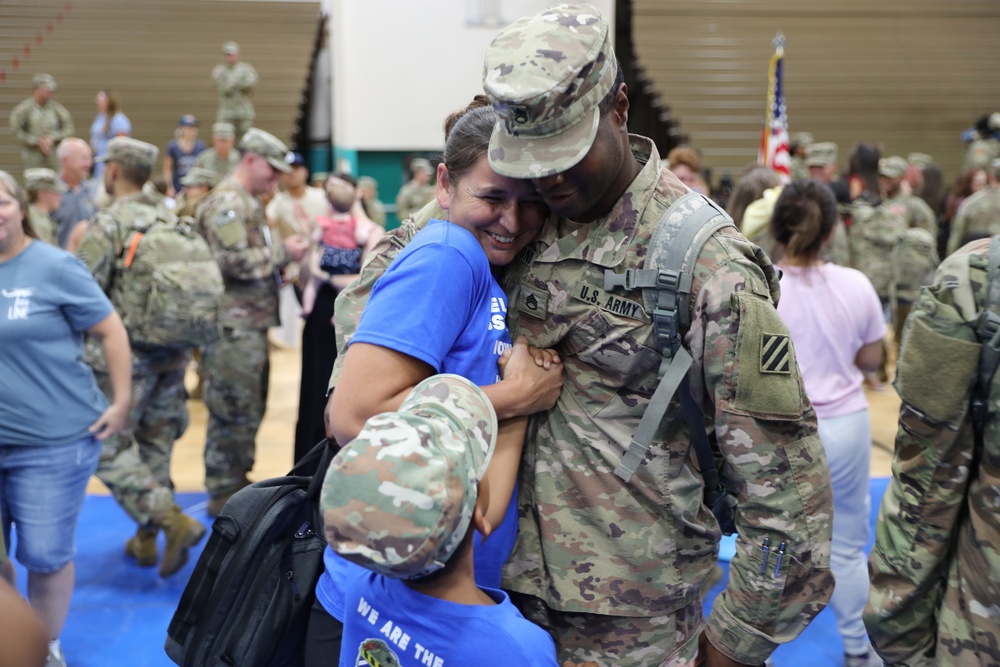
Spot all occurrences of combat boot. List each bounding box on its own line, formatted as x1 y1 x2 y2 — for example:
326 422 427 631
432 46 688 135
159 506 207 578
124 526 159 567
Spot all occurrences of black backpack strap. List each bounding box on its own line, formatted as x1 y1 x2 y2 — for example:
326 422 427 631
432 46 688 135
605 194 735 483
973 235 1000 446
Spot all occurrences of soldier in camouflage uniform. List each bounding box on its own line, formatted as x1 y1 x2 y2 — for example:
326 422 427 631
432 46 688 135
23 168 64 245
357 175 387 227
195 128 308 515
803 142 852 266
325 6 834 666
947 157 1000 256
212 42 257 145
173 167 217 219
864 237 1000 666
789 131 813 181
394 158 435 223
962 113 1000 172
194 122 241 183
8 74 74 172
75 138 207 578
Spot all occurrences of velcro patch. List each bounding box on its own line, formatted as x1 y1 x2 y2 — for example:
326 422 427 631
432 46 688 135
760 334 792 374
516 283 549 319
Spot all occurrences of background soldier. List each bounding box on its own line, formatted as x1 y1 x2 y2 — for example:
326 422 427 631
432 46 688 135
75 137 206 578
865 237 1000 666
212 42 257 145
947 157 1000 255
357 175 387 227
195 128 308 515
173 166 218 219
194 122 241 183
23 168 64 245
394 157 435 223
9 74 74 172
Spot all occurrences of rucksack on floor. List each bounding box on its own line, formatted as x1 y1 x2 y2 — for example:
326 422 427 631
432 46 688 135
165 440 337 667
113 214 224 349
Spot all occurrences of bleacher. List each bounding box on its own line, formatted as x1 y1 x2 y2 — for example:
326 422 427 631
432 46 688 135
0 0 321 178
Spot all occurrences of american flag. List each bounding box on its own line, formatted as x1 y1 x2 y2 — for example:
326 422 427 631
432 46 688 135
758 33 790 181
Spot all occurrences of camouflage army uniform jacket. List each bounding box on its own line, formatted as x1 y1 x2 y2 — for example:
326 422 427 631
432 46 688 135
947 186 1000 256
500 137 832 664
195 149 241 183
28 205 58 246
195 176 287 331
881 193 938 236
395 181 436 225
8 98 74 153
76 191 188 373
212 61 258 120
864 239 1000 667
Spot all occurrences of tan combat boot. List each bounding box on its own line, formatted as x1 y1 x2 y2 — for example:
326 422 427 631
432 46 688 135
158 506 207 578
124 527 159 567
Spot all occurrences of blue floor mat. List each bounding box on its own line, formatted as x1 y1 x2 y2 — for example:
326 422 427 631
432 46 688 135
9 480 892 666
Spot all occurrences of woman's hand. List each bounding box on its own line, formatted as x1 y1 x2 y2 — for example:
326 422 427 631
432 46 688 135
88 401 129 440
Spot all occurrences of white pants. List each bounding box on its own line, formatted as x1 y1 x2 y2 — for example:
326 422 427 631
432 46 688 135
817 408 873 656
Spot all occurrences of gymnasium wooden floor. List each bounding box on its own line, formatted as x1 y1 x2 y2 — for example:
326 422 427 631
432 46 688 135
86 330 900 496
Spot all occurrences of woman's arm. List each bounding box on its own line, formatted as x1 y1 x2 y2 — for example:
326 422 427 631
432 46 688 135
855 339 882 373
86 312 132 439
328 342 434 444
162 154 175 198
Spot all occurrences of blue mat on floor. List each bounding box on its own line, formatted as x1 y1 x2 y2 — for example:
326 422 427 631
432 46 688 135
10 480 892 666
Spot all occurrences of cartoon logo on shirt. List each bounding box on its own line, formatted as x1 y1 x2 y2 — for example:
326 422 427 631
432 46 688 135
2 288 33 320
356 638 401 667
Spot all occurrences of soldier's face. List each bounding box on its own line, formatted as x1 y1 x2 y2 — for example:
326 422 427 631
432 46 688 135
224 53 240 65
530 87 629 223
247 155 280 196
436 156 548 267
214 137 234 154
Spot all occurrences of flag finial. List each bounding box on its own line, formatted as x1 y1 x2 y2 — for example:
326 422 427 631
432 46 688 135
773 32 785 53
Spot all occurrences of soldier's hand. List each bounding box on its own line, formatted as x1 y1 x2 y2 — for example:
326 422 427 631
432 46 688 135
88 400 129 441
283 234 310 262
498 336 563 414
528 344 561 369
37 135 53 155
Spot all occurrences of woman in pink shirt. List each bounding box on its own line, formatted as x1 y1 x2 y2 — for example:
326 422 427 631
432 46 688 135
770 180 885 667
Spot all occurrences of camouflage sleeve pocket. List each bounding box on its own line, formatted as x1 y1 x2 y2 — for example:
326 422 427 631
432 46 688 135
895 313 979 425
729 293 805 420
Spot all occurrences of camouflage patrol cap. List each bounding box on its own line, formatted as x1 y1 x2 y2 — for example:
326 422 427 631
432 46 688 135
222 41 240 55
358 175 378 190
483 4 618 178
805 142 837 167
989 112 1000 132
212 122 235 138
32 73 57 90
96 137 159 170
410 158 433 174
321 374 498 580
878 156 908 179
23 168 66 194
179 167 218 188
792 132 814 147
239 128 292 173
907 152 934 168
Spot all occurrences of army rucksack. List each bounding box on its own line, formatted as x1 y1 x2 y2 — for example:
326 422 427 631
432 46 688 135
604 193 740 535
111 211 224 349
973 234 1000 447
891 227 939 307
850 201 908 300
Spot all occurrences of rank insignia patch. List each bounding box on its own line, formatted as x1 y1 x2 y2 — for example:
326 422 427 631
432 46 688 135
760 333 792 374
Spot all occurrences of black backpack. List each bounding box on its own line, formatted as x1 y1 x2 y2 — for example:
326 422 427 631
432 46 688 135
165 441 337 667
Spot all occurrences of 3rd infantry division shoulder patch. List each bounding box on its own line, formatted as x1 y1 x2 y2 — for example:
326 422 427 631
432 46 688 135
760 333 791 374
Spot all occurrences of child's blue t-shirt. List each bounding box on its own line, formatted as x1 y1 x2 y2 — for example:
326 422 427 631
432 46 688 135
0 241 112 446
317 219 519 616
338 570 558 667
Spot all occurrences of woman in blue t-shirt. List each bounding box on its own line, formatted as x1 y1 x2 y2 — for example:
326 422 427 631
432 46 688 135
304 100 563 666
0 170 132 667
162 115 207 198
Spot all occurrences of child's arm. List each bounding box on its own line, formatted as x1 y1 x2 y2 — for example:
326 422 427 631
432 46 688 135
482 416 529 530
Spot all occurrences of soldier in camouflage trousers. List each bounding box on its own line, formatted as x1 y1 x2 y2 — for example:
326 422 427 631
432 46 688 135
325 6 834 666
212 42 257 145
864 237 1000 666
947 158 1000 256
76 138 206 578
8 74 74 172
195 129 308 515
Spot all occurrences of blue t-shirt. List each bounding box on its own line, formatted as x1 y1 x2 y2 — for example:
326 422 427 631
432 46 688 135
90 112 132 178
0 241 112 446
167 139 208 193
317 219 519 615
338 570 558 667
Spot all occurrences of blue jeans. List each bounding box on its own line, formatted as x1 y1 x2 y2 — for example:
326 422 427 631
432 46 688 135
0 435 101 572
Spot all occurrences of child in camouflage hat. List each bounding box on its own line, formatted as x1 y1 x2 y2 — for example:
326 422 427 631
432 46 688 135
320 374 558 666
